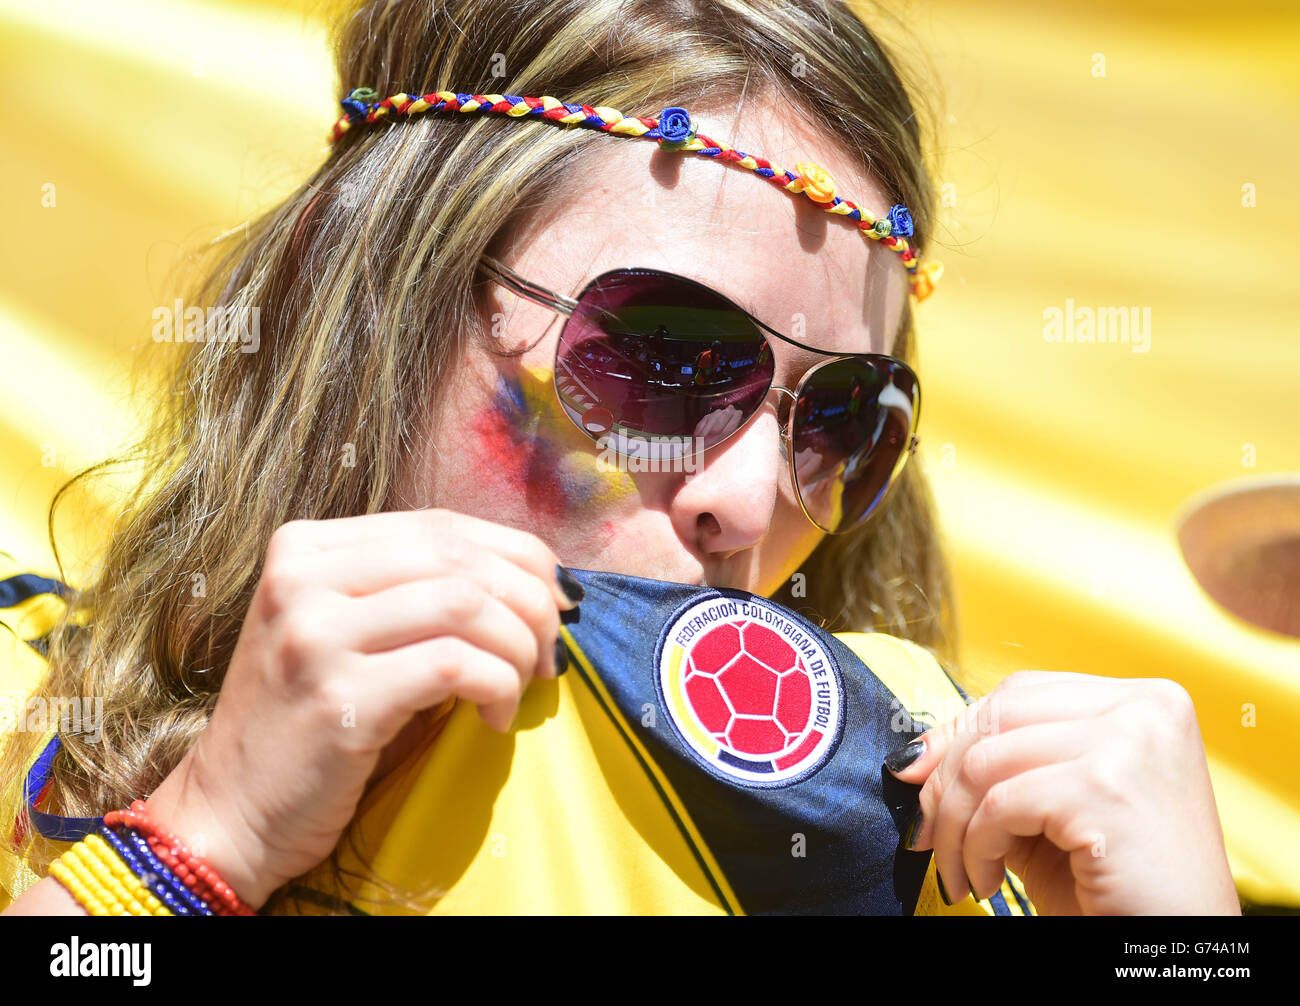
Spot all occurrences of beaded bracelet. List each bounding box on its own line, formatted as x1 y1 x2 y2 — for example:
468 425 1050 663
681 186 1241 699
82 835 172 916
46 802 255 916
49 836 173 916
49 855 116 916
116 826 215 916
327 88 945 302
98 823 208 917
64 839 152 916
103 801 257 916
143 834 242 916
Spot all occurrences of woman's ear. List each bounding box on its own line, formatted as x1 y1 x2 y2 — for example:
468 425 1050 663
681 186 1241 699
472 265 509 352
474 264 556 359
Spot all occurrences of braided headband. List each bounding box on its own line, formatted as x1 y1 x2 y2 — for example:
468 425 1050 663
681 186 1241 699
329 89 943 302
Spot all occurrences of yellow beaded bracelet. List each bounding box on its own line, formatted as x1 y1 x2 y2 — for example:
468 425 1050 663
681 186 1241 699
70 841 148 915
84 834 171 916
60 842 150 917
49 835 174 917
50 853 118 916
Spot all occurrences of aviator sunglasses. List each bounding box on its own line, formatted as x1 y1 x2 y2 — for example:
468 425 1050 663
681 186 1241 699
480 256 922 534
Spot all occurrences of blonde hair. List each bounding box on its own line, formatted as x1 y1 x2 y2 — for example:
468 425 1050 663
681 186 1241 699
0 0 955 913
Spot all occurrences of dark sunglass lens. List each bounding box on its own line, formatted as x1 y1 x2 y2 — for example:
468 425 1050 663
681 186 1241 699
555 271 774 455
790 358 919 533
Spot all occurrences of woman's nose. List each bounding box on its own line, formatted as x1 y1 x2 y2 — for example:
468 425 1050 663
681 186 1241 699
668 403 785 556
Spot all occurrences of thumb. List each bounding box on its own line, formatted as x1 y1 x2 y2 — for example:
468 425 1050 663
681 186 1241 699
882 719 955 784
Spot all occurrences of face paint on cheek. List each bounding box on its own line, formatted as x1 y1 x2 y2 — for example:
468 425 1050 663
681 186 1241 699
470 369 638 515
468 402 561 515
512 366 638 504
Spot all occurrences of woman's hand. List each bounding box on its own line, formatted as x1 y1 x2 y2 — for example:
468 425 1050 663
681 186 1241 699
886 671 1242 915
140 509 581 911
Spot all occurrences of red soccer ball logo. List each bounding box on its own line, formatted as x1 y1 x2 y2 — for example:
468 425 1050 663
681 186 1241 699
682 620 813 757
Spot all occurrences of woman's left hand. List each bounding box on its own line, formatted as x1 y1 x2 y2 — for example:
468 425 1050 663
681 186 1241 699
886 671 1242 915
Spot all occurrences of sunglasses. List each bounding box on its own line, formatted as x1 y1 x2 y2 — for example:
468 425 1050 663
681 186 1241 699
479 255 921 534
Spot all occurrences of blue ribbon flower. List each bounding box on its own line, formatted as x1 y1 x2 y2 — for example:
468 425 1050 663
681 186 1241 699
341 88 379 122
657 106 695 148
887 204 914 238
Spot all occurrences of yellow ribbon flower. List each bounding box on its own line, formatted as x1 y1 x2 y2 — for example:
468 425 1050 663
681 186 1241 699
911 260 944 301
794 161 837 204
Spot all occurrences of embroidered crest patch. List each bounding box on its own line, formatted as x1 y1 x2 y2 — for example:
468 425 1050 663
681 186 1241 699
655 593 844 786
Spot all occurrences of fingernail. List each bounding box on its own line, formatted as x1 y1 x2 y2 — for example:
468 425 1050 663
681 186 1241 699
884 738 926 773
555 565 585 606
936 870 952 906
969 882 982 902
560 605 581 625
554 637 570 676
901 807 923 851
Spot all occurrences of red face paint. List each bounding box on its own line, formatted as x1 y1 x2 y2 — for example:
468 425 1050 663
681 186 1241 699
469 405 569 519
468 372 641 526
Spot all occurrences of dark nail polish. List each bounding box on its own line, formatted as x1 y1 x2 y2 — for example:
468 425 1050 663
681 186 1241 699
560 605 581 625
936 870 952 906
970 882 981 902
555 565 585 605
554 637 570 676
901 807 923 851
884 738 926 773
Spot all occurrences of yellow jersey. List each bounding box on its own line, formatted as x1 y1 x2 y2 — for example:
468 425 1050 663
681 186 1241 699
0 558 1033 915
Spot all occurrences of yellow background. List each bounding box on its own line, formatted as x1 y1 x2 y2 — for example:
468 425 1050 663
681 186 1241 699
0 0 1296 908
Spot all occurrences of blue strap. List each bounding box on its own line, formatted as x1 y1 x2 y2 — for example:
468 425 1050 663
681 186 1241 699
0 572 69 607
20 734 103 842
3 570 109 842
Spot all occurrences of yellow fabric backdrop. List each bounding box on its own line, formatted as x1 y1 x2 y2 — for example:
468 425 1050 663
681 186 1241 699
1 0 1296 909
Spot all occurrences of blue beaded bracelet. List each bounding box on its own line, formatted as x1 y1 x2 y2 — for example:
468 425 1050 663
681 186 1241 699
119 826 215 916
97 823 197 916
131 828 217 916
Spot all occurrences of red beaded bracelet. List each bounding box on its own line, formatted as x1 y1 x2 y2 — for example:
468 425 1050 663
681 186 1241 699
107 804 255 917
143 834 245 916
102 807 243 916
103 803 254 916
102 801 257 916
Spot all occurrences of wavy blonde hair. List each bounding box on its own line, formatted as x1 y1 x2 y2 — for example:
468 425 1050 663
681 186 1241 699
0 0 955 913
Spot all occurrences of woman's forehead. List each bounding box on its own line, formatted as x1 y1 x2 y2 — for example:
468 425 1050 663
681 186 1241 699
515 98 908 357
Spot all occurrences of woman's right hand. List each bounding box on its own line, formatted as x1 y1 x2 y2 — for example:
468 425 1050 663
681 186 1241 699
140 508 581 911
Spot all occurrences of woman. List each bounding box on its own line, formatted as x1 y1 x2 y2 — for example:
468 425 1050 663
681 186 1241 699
0 0 1239 915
